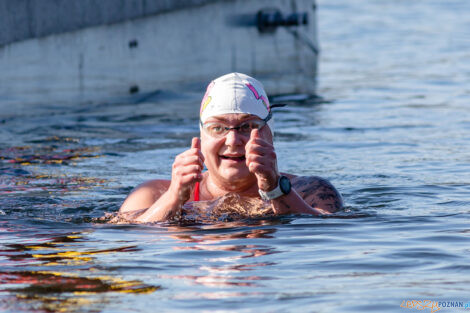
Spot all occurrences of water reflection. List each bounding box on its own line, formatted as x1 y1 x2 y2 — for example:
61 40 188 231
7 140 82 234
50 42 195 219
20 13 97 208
0 228 159 312
160 221 278 291
0 139 111 222
0 270 157 294
0 142 106 199
0 140 100 166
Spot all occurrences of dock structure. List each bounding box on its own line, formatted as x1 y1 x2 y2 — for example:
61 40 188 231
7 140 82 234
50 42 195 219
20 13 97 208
0 0 221 46
0 0 318 106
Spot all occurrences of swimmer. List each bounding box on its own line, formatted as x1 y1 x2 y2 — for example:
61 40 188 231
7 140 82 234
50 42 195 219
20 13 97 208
119 73 343 222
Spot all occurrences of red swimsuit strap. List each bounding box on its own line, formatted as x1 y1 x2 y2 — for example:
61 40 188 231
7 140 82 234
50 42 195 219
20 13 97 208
194 181 200 201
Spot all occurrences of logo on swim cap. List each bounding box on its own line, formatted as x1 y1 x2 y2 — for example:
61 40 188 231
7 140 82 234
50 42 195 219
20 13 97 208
245 82 270 111
200 81 215 115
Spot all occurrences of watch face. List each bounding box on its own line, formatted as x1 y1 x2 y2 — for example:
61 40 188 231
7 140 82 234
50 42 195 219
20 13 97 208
279 176 291 194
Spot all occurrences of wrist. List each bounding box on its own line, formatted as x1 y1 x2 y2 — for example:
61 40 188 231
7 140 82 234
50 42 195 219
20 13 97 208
259 176 291 201
168 182 190 203
266 174 281 192
144 191 183 222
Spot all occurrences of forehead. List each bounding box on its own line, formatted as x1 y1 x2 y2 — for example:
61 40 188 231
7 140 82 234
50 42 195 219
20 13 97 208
204 113 260 124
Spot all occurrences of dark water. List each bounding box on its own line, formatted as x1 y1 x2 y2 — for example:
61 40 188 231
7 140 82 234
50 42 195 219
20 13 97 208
2 0 470 312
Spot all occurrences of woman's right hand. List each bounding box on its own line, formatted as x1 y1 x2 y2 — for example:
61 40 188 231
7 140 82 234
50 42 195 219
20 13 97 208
124 137 204 223
168 137 204 205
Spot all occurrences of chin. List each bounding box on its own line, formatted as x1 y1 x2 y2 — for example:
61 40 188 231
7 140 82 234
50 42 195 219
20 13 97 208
220 168 253 184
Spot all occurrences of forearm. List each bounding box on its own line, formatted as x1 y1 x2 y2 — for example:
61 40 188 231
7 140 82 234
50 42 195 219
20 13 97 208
135 191 181 223
270 189 332 216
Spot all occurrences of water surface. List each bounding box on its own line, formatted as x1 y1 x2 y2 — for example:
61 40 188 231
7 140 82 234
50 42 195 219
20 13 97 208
1 0 470 312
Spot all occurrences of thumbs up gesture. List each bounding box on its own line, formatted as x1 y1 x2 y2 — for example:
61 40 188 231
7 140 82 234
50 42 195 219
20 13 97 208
168 137 204 205
245 129 279 192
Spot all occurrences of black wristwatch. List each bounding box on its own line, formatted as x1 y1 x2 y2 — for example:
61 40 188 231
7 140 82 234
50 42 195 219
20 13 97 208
258 176 292 201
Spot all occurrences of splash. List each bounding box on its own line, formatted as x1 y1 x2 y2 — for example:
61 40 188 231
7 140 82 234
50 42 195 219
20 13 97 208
180 193 274 224
107 193 275 225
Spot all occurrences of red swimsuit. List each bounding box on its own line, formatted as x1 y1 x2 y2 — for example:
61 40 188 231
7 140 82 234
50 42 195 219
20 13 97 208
193 181 200 201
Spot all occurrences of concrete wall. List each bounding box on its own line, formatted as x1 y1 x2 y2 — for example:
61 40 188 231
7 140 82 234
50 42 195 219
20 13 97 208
0 0 318 107
0 0 221 46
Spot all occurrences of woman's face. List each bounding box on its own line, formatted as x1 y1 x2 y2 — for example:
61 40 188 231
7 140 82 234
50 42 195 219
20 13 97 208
200 113 273 189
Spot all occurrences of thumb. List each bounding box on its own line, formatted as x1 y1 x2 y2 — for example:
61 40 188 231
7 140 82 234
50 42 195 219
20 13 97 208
250 129 260 140
191 137 201 150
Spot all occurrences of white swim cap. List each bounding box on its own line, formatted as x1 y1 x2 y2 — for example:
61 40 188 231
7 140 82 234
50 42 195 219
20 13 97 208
200 72 273 132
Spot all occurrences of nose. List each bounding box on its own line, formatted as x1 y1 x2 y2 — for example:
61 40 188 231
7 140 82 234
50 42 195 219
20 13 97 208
224 129 245 146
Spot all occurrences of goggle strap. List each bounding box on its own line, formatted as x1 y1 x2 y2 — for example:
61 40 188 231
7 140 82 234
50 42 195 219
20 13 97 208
270 103 287 109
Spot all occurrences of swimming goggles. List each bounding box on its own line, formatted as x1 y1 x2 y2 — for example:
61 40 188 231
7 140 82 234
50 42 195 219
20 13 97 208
200 111 273 138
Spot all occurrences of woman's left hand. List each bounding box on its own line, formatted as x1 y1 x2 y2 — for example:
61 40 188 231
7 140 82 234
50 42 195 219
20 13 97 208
245 129 279 192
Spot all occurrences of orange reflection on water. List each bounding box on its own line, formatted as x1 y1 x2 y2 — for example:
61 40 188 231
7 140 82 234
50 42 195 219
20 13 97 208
0 174 107 195
29 245 140 266
0 230 159 312
2 233 139 267
0 271 158 313
1 141 106 197
1 143 100 166
0 270 157 294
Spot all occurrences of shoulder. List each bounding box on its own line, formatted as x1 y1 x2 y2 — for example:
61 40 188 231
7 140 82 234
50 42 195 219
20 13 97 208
136 179 171 191
119 179 170 213
290 175 343 213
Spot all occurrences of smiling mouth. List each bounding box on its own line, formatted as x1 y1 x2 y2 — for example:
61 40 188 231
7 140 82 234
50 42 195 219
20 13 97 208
220 155 246 161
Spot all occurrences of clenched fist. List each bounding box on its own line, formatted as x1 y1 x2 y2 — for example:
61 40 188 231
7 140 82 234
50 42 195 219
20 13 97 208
245 129 279 192
168 137 205 205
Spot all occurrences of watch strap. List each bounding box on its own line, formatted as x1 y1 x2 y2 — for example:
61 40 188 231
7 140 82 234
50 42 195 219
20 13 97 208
258 176 289 201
